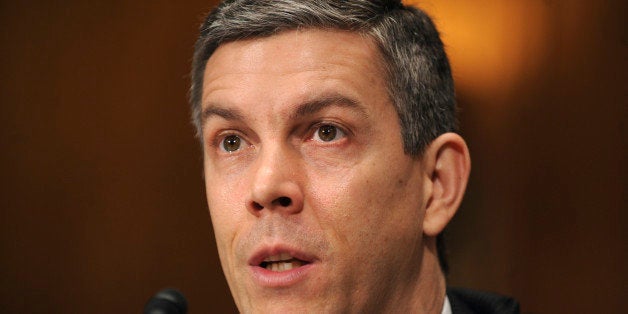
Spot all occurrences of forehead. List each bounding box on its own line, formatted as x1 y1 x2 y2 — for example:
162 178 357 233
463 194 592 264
201 29 388 113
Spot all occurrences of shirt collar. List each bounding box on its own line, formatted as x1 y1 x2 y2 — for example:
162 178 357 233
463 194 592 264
442 295 452 314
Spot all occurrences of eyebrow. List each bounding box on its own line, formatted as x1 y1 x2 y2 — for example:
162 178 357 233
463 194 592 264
290 93 369 120
201 93 369 126
202 105 245 125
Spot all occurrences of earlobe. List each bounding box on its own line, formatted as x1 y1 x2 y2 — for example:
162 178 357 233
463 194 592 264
422 133 471 236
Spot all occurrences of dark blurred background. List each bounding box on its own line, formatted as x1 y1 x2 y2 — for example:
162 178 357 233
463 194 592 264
0 0 625 313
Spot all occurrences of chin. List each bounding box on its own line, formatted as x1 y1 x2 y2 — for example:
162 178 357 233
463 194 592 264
236 297 334 314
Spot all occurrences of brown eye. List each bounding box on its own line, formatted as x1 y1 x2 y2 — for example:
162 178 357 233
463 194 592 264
314 124 345 142
222 135 241 152
318 125 337 141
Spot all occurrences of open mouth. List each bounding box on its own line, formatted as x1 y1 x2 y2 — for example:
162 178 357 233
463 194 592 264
259 253 309 272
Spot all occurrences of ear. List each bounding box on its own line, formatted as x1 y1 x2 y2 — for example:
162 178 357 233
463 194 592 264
421 133 471 236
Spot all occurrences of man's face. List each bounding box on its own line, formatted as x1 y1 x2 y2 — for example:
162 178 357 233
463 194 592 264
201 29 429 312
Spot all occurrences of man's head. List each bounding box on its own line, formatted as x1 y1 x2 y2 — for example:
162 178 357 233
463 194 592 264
191 1 470 312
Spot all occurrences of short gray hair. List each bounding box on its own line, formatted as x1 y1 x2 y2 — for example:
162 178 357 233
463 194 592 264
190 0 457 156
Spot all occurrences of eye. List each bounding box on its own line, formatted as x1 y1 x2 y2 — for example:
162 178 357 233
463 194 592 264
313 124 346 142
221 134 243 152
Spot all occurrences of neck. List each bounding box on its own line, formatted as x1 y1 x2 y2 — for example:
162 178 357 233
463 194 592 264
379 238 446 313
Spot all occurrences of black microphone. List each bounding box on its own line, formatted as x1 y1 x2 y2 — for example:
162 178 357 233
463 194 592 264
143 288 188 314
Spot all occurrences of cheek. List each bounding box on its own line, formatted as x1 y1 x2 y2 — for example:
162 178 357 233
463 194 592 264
309 158 424 253
204 166 248 250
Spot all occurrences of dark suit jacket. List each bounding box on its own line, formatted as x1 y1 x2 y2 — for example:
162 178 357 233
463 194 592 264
447 288 520 314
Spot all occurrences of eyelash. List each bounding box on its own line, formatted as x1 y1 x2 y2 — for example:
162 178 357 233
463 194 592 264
309 122 348 143
211 131 249 153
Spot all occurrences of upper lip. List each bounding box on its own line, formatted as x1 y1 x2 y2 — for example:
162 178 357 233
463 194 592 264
248 243 317 267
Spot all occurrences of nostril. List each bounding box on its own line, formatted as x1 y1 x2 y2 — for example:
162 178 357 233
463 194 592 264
277 197 292 207
252 202 264 210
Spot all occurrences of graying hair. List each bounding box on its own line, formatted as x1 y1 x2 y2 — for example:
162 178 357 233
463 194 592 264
190 0 456 274
190 0 457 156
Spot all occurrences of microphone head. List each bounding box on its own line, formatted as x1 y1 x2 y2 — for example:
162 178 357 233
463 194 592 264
144 288 188 314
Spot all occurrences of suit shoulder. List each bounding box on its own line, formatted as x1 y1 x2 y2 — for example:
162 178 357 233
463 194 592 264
446 287 520 314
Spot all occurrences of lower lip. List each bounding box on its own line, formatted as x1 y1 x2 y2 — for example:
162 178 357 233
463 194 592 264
249 263 315 288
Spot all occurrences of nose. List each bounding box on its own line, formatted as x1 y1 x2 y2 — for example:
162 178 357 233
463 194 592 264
246 144 304 217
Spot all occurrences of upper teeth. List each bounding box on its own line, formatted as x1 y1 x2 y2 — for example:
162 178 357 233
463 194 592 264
264 252 293 262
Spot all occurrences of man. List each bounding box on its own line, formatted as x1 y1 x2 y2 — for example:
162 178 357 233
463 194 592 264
189 0 519 313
